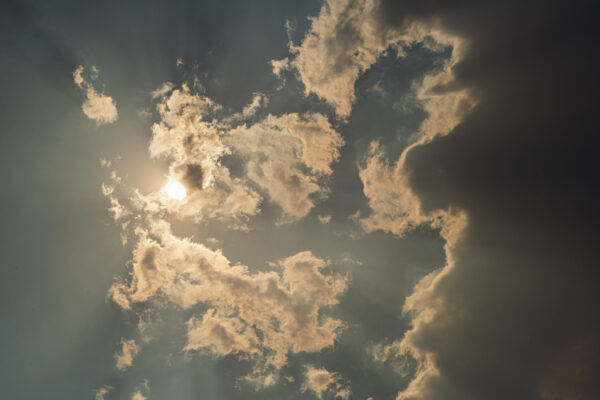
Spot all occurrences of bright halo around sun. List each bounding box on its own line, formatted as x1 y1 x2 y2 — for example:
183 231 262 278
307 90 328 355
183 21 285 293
164 180 187 200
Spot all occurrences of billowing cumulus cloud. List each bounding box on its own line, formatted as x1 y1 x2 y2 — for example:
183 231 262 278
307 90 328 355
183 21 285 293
285 1 482 398
100 0 473 395
229 113 343 220
302 365 351 400
291 1 600 400
5 0 598 400
147 84 261 229
93 0 600 398
358 141 425 236
284 0 469 118
284 0 475 236
109 217 347 384
73 66 118 124
142 83 343 227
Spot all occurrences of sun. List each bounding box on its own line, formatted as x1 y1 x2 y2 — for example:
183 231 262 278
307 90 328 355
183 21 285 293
164 180 187 200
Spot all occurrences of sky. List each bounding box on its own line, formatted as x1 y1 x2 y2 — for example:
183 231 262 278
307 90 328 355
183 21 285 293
0 0 598 400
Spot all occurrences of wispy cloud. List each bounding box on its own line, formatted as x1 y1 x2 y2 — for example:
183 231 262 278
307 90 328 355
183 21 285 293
114 338 139 371
302 365 351 400
73 66 118 124
94 386 113 400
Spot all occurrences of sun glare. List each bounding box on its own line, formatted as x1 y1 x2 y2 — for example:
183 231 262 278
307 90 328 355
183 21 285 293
164 180 187 200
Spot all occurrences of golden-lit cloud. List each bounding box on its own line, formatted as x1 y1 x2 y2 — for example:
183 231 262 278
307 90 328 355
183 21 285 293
318 215 332 224
358 141 424 236
115 82 344 228
102 0 478 396
241 92 269 119
229 112 344 220
282 0 439 118
114 338 139 371
131 391 147 400
280 0 476 235
108 217 347 385
94 386 113 400
146 84 261 228
73 66 118 125
302 365 351 400
280 1 480 399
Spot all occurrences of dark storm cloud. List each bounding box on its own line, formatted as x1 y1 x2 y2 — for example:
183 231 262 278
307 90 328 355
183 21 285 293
367 0 599 399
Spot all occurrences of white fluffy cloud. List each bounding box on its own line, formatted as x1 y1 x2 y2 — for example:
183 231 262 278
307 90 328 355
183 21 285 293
73 66 118 124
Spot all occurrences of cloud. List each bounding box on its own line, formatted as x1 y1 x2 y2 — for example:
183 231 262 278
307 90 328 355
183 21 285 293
302 365 351 400
287 0 474 238
286 1 478 398
107 196 129 221
73 66 118 124
186 308 261 358
282 0 475 235
285 0 438 117
131 391 147 400
117 84 344 227
109 218 347 384
150 81 174 99
147 84 261 229
229 112 343 220
97 1 600 399
139 85 344 229
358 141 425 236
241 92 269 118
285 3 483 398
114 338 139 371
271 57 290 79
318 215 332 224
94 386 113 400
292 1 600 400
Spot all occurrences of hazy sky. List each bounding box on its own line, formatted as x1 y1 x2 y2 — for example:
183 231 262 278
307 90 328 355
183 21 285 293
1 1 598 400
